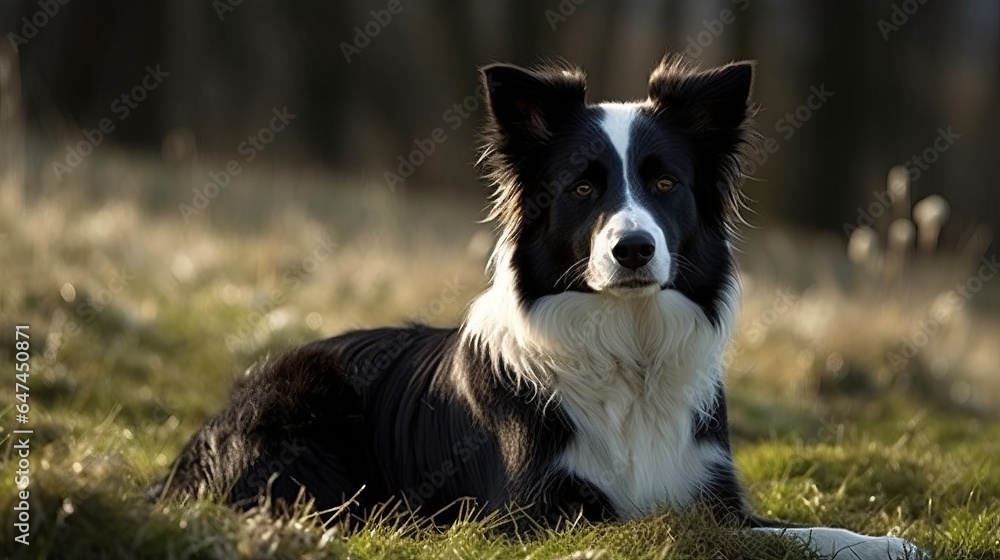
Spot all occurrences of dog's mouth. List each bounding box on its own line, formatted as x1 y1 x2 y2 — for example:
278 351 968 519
607 278 659 290
586 262 676 296
595 275 670 297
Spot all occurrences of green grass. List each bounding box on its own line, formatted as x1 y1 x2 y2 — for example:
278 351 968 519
1 151 998 559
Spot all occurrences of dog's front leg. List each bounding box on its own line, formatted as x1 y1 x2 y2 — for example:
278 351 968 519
752 525 926 559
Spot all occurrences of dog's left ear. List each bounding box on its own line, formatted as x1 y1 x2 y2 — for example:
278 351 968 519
647 59 754 131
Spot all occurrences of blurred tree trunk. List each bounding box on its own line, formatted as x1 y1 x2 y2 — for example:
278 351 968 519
0 45 25 212
787 1 874 231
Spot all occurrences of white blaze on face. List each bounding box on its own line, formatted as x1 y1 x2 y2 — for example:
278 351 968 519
587 103 672 293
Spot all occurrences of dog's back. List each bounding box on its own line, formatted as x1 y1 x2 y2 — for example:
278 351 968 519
159 326 506 519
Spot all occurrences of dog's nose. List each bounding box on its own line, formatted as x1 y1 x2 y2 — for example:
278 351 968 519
612 232 655 270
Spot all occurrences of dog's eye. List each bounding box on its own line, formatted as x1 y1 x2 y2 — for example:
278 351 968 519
656 177 677 192
573 183 594 198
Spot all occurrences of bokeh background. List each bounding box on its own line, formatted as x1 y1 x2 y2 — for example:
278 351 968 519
1 1 999 558
2 0 998 233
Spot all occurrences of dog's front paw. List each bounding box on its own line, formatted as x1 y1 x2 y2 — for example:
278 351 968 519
877 535 928 560
756 527 927 559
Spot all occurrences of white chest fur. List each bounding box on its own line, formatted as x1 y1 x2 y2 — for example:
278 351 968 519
557 360 728 518
465 280 738 518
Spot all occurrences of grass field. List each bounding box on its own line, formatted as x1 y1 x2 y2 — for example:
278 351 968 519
0 150 998 559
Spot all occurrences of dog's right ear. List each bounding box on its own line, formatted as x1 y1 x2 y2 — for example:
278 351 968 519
480 63 586 148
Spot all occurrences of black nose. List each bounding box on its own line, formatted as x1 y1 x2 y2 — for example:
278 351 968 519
612 232 655 270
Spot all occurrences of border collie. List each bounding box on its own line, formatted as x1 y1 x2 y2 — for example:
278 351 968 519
159 56 922 559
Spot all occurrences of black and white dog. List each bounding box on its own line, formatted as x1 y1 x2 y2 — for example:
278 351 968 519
159 57 921 559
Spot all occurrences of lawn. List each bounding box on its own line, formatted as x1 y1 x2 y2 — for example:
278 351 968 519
0 151 998 559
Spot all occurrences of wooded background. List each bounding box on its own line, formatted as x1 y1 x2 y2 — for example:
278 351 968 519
2 0 997 243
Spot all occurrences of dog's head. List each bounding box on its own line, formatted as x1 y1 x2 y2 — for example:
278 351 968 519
479 56 756 320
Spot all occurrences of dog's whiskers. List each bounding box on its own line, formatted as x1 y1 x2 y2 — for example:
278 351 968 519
554 257 590 288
